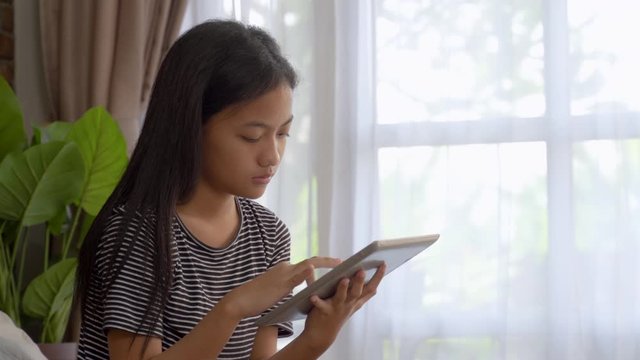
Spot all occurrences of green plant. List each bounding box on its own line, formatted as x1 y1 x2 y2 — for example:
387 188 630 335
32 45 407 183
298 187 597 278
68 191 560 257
0 75 128 342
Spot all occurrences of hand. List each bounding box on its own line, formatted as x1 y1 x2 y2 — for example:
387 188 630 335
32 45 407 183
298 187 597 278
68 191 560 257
301 263 386 351
220 257 342 319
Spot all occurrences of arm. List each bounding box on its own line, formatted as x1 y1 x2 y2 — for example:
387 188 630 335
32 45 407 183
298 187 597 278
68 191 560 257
108 297 242 360
249 326 278 360
248 325 326 360
248 323 330 360
106 257 341 360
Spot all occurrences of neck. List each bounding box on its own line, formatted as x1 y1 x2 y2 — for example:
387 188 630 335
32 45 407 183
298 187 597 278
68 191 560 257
177 181 237 220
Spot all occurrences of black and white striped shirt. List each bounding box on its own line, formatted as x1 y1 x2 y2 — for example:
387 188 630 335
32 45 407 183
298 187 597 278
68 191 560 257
77 197 293 359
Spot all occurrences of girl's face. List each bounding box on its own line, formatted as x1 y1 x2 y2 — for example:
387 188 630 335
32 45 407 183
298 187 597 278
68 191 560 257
200 83 293 199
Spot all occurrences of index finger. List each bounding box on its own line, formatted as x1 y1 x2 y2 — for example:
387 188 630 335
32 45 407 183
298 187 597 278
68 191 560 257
299 256 342 269
364 263 386 290
295 257 342 286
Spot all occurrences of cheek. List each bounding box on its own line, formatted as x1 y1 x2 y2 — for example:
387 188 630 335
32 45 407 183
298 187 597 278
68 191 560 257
278 141 287 158
202 144 237 177
210 142 256 173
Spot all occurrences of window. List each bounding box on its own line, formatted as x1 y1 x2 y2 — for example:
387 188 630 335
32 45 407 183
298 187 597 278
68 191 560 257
370 0 640 358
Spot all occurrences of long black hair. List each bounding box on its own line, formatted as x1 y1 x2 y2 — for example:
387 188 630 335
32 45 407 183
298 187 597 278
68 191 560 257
74 19 298 353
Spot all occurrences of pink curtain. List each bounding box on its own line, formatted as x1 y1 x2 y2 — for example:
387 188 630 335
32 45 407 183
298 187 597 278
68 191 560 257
39 0 187 152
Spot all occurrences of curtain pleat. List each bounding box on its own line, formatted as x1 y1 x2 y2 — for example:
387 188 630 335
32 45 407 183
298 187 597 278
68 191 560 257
39 0 188 153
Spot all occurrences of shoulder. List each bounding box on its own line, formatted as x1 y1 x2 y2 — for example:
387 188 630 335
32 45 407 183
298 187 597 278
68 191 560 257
237 197 289 240
103 205 156 238
237 197 281 224
96 205 158 257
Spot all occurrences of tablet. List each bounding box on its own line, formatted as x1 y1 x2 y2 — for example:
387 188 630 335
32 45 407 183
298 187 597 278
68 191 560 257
255 234 439 326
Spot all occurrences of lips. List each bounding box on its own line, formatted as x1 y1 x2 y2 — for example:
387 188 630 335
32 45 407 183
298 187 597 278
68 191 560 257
252 175 272 185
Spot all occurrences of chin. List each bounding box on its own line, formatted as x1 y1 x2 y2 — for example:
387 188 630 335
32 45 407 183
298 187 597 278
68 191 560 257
236 188 267 200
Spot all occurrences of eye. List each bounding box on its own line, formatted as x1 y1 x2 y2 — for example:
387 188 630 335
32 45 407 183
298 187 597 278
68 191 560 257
277 132 290 138
240 136 259 143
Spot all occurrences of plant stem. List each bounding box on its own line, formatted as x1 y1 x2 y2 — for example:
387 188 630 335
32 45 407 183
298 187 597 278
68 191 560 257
8 273 19 327
10 224 25 311
5 223 24 327
44 227 50 271
0 227 20 326
16 226 30 300
62 206 82 259
9 223 24 270
40 313 51 343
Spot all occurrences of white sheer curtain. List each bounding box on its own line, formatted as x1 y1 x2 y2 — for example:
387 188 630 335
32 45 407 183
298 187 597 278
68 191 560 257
181 0 640 359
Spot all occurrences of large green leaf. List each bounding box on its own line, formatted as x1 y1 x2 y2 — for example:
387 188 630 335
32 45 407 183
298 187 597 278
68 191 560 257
0 142 85 225
42 294 72 343
68 107 127 216
47 208 68 237
22 258 76 319
0 76 26 160
77 212 96 247
31 127 42 146
39 121 74 143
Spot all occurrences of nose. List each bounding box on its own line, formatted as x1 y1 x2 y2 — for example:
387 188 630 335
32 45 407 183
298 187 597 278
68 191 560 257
258 137 282 168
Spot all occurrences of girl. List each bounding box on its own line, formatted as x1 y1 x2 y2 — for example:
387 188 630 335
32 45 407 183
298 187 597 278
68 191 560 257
74 20 385 360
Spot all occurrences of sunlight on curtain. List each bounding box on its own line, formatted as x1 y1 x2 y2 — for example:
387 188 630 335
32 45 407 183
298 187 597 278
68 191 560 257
569 0 640 115
368 0 640 359
181 0 640 359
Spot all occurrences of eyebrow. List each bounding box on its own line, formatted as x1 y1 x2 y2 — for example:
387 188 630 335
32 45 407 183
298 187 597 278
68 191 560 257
242 116 294 129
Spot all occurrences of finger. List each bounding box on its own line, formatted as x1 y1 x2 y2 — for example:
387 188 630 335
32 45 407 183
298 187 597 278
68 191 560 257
353 280 384 311
363 263 386 293
296 257 340 286
287 263 314 288
305 265 316 286
348 270 366 299
334 278 350 303
310 295 332 314
351 266 386 311
353 294 372 312
302 256 342 270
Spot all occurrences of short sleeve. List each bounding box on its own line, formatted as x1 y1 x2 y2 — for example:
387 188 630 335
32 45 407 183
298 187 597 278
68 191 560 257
96 211 163 338
265 217 293 338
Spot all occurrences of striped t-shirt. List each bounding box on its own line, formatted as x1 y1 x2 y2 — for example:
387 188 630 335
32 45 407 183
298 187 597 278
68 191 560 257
77 197 293 359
